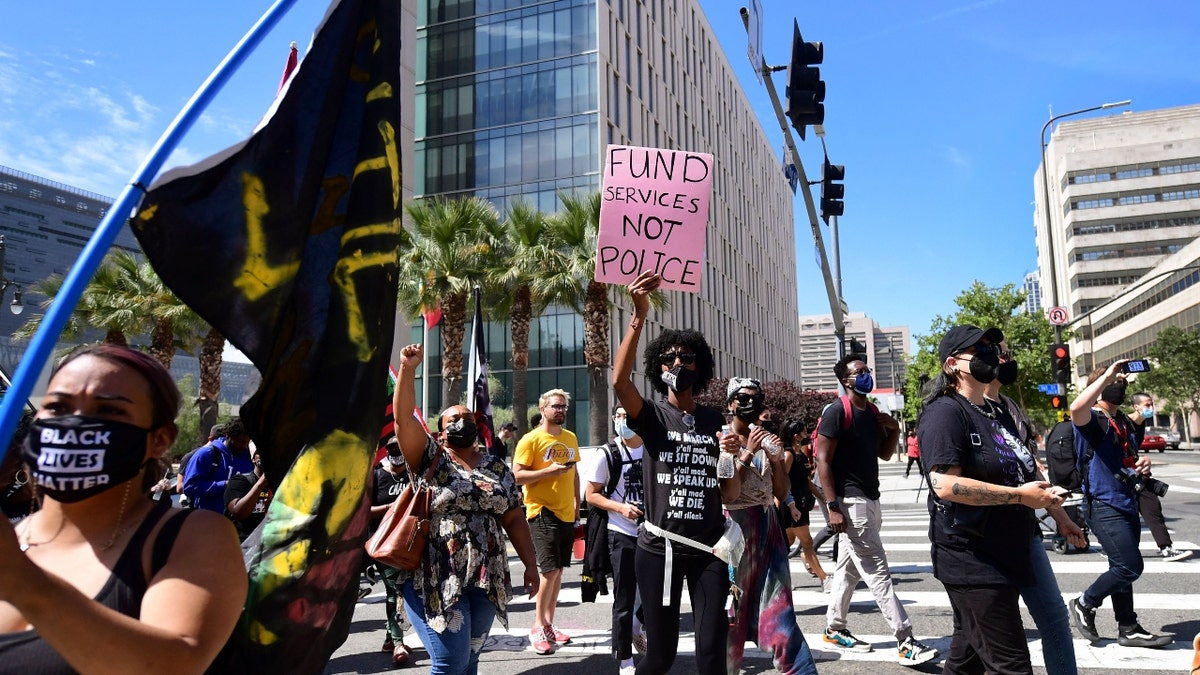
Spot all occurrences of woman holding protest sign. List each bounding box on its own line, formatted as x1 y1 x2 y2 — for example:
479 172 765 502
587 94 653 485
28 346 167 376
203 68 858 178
612 270 744 675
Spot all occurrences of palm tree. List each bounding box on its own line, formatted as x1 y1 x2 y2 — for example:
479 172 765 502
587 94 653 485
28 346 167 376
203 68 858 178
398 196 501 410
543 191 667 444
16 251 205 369
487 199 557 436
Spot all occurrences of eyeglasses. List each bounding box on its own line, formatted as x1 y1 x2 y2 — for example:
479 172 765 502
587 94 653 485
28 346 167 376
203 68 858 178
547 403 569 411
733 393 764 405
659 351 697 366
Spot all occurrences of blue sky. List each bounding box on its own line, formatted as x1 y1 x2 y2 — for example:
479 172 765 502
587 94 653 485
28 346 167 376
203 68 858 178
2 1 1199 348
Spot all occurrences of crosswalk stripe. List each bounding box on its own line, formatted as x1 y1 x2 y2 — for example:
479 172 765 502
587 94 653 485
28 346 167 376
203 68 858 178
454 627 1195 670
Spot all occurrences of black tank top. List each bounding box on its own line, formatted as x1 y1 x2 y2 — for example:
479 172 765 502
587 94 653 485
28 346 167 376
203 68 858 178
0 502 189 674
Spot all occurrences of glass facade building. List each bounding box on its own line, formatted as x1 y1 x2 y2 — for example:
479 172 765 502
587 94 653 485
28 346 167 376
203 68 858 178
412 0 804 441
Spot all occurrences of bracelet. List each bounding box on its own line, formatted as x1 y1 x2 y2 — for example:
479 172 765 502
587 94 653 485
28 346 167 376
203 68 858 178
629 316 645 330
736 458 755 471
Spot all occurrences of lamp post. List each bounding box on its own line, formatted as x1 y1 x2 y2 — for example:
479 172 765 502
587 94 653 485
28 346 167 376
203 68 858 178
0 235 26 316
1039 99 1131 345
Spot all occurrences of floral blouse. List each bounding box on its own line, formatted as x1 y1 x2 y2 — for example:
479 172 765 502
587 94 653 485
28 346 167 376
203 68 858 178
405 437 523 633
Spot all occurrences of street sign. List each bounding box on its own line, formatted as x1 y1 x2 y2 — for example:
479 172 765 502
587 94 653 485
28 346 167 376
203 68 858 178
1038 383 1063 395
1047 306 1069 325
746 0 764 84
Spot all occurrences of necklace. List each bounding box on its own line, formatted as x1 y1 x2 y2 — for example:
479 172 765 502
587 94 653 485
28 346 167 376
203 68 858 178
961 395 996 420
100 482 135 551
18 509 66 552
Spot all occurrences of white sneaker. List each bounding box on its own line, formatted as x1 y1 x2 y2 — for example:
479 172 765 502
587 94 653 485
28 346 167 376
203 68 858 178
619 666 637 675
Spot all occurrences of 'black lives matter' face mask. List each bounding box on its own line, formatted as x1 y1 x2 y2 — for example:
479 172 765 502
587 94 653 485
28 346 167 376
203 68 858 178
23 415 151 503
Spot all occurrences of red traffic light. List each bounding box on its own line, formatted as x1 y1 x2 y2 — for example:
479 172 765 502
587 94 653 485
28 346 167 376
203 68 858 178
1053 345 1068 359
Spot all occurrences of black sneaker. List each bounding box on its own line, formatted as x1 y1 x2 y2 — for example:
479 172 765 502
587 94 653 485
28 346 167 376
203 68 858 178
1069 597 1100 643
1117 625 1173 648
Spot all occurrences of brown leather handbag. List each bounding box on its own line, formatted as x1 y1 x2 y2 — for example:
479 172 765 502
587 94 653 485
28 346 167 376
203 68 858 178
365 448 442 570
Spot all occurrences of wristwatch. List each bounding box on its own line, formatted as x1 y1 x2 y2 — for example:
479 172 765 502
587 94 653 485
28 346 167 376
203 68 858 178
827 500 842 512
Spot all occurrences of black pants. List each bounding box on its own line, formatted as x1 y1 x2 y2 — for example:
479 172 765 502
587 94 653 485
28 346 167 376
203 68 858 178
905 456 922 477
634 545 729 675
1137 490 1172 549
609 531 643 660
943 583 1032 675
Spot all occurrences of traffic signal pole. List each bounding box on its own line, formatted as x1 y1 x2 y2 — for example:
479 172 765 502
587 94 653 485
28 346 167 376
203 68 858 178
739 8 845 347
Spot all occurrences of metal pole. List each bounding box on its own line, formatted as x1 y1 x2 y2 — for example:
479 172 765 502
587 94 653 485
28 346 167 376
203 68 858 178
1039 99 1131 347
739 8 844 341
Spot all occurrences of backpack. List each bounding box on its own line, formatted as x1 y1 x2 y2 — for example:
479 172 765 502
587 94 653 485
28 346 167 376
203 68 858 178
810 395 879 452
582 441 627 602
1045 419 1082 491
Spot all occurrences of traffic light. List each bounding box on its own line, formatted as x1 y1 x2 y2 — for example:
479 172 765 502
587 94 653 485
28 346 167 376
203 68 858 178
1050 394 1066 410
784 20 824 140
1050 343 1071 384
821 158 845 221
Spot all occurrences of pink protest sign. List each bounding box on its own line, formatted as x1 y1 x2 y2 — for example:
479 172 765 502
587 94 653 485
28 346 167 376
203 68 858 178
595 145 712 292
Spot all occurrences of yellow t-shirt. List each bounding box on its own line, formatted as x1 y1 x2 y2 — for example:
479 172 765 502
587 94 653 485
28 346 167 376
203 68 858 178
514 427 579 521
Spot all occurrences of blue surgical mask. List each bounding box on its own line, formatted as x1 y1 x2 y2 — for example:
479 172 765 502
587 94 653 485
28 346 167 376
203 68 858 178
852 372 874 395
1141 407 1155 420
614 419 636 440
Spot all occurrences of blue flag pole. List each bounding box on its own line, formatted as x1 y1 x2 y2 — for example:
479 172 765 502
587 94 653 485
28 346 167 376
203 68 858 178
0 0 302 461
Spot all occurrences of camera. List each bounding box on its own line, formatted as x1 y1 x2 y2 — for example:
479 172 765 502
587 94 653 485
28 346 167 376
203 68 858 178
1114 467 1169 497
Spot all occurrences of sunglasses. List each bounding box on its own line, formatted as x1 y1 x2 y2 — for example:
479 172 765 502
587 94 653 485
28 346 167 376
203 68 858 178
848 367 872 376
659 351 697 367
733 393 764 405
547 404 569 411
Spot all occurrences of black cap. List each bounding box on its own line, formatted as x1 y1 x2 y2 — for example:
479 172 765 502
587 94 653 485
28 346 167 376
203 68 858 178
938 325 1004 362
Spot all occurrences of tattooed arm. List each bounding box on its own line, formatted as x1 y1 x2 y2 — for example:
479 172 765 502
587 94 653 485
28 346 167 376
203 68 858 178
928 465 1064 509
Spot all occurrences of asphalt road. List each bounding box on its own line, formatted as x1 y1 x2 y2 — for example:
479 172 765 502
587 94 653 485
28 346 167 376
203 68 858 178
325 450 1200 675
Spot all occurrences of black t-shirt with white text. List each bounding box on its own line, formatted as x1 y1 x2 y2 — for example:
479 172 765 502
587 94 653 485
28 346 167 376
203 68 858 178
817 400 882 500
629 397 725 557
918 394 1034 587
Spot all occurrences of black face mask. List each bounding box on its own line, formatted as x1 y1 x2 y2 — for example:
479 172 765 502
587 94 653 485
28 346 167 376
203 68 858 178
732 399 764 422
964 351 999 384
661 366 697 394
444 418 478 449
1101 382 1127 406
997 361 1019 386
23 415 151 503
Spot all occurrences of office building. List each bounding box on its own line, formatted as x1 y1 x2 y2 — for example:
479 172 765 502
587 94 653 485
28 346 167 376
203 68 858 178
1022 270 1042 314
0 165 261 407
1034 104 1200 382
797 312 909 399
414 0 803 433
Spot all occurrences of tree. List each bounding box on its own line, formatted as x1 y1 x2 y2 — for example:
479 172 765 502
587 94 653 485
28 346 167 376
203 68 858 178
14 250 204 368
902 281 1062 429
398 196 501 410
694 378 836 426
1137 326 1200 442
543 191 668 445
487 199 556 437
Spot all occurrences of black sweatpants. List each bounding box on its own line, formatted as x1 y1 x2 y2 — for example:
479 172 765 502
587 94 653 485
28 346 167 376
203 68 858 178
634 545 729 675
942 583 1033 675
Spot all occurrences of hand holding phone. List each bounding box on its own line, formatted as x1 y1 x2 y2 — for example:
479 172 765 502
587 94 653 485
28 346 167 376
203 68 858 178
1121 359 1151 374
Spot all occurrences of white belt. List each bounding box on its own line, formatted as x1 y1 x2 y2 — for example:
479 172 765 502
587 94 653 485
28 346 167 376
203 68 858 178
642 521 729 606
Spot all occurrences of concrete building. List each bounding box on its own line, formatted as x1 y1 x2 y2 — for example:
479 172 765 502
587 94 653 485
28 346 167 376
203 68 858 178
1034 104 1200 383
414 0 803 432
797 312 909 400
0 166 262 408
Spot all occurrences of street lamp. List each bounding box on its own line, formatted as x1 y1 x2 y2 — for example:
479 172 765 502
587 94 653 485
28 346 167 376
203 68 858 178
1039 99 1131 345
0 235 25 315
